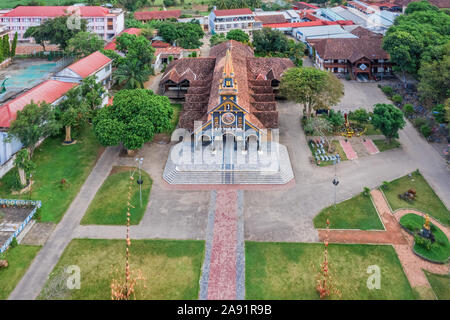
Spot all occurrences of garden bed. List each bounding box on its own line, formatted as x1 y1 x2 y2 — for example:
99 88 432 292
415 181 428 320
399 213 449 264
373 139 401 152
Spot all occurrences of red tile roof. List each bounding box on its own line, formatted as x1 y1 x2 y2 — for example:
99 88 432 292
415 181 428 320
14 44 60 55
0 80 76 128
67 51 111 78
255 14 287 25
151 40 171 48
104 28 142 51
0 6 110 17
292 2 320 9
134 9 181 21
213 8 253 16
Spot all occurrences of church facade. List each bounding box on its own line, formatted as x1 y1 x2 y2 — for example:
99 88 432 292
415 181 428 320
160 40 294 149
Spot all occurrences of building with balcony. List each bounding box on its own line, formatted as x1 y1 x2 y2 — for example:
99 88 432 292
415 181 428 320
310 34 392 80
209 8 262 35
0 6 124 42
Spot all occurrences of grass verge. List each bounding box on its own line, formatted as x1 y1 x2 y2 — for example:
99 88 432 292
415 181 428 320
246 242 415 300
314 194 383 230
424 271 450 300
383 171 449 226
81 167 152 225
373 139 401 152
0 245 41 300
39 239 205 300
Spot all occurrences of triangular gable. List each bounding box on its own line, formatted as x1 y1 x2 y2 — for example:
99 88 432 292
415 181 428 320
209 98 248 114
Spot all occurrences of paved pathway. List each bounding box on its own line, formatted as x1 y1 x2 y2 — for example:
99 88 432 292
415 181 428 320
340 140 358 160
199 190 245 300
362 138 379 155
320 189 449 290
8 146 120 300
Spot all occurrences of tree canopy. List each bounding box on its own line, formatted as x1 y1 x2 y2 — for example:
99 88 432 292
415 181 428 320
65 31 104 58
93 89 173 150
24 16 88 50
280 67 343 117
158 22 204 49
226 29 249 44
7 101 60 156
252 28 305 66
382 1 449 90
371 104 406 141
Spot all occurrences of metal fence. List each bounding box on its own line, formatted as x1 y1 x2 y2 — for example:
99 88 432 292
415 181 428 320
0 199 42 253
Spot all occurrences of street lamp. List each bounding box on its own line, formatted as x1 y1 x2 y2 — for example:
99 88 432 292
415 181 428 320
332 159 339 208
135 157 144 208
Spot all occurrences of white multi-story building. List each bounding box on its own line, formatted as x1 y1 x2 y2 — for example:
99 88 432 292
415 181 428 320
209 8 262 35
0 5 124 42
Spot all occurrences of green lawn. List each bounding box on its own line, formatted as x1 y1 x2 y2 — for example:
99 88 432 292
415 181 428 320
246 242 415 300
81 167 152 225
425 271 450 300
0 245 41 300
363 123 383 136
383 171 450 226
39 239 204 300
373 139 401 152
314 194 384 230
0 127 103 223
399 213 449 263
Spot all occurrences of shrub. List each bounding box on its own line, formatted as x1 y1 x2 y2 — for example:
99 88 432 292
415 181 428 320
381 85 393 97
392 94 403 104
413 117 427 128
1 167 23 192
432 104 447 123
345 73 351 80
403 104 414 117
327 109 345 129
10 237 18 248
362 187 371 197
382 181 390 190
351 108 369 123
420 124 432 138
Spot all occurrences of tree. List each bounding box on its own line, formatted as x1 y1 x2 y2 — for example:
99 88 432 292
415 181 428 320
418 46 450 106
140 27 155 40
327 110 344 129
371 104 406 142
13 149 35 187
116 33 155 66
351 108 369 123
93 89 173 151
80 75 106 114
7 101 60 157
65 31 104 58
226 29 249 43
10 32 18 58
158 22 204 49
253 28 290 55
56 87 89 143
24 16 87 50
382 31 422 88
2 34 9 58
114 58 151 89
158 23 179 44
210 33 227 47
280 67 343 118
405 0 438 14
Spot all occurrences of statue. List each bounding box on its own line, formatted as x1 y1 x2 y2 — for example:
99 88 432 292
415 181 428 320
419 214 434 241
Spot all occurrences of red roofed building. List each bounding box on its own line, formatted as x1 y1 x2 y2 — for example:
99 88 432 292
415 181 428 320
209 8 262 35
134 9 181 22
0 80 76 129
151 40 171 48
153 46 200 71
0 6 125 42
292 2 320 9
104 28 142 51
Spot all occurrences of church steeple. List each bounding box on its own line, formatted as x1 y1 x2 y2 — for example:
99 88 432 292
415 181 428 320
219 48 238 98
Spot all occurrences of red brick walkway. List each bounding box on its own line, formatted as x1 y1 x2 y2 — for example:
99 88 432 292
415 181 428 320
319 190 449 290
207 190 238 300
362 138 379 155
340 140 358 160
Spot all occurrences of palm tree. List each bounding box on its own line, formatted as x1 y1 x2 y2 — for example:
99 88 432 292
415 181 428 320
113 59 151 89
